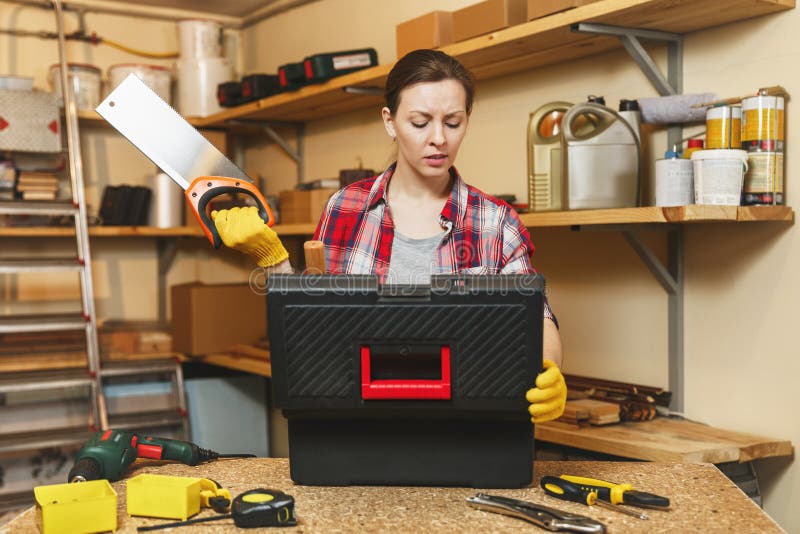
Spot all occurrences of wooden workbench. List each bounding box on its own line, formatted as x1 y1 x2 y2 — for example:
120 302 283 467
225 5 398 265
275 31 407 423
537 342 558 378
4 459 783 533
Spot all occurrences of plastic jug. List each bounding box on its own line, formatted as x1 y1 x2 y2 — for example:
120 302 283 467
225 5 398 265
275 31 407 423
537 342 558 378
527 101 572 211
561 102 642 209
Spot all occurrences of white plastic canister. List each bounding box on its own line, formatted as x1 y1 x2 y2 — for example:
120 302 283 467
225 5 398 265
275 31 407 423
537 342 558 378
175 57 232 117
48 63 101 110
177 19 222 59
108 64 172 104
691 149 748 205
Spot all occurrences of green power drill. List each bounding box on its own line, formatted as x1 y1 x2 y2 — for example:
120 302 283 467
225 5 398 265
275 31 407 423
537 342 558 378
68 429 255 482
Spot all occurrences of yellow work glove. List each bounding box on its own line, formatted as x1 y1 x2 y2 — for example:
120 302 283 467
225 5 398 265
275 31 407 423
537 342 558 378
211 206 289 268
526 359 567 424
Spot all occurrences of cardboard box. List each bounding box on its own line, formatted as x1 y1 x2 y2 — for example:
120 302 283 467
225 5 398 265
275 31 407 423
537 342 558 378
171 282 266 356
527 0 599 21
452 0 528 42
396 11 454 58
279 188 337 224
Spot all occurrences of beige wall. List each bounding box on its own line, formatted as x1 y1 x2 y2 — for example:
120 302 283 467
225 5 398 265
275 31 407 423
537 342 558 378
241 0 800 530
1 0 798 529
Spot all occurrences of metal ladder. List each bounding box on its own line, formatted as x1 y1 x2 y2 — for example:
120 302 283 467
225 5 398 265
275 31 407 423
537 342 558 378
0 0 105 446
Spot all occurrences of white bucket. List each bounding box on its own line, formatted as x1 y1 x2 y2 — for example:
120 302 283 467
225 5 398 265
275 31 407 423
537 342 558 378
108 64 172 104
178 19 222 59
176 57 232 117
48 63 101 110
691 149 748 205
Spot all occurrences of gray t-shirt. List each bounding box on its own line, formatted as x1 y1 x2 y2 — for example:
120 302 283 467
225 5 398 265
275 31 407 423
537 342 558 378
387 231 445 285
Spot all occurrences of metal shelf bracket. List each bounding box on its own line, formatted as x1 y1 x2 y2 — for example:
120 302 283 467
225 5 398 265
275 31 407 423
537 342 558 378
572 22 684 151
574 223 685 413
228 120 305 185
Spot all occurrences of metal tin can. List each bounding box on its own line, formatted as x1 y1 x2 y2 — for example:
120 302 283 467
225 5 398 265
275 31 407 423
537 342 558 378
741 95 784 151
705 105 741 149
743 151 784 205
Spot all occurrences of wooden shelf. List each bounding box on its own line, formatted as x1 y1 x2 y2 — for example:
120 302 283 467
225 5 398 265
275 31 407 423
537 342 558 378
0 222 319 238
193 344 272 378
536 417 794 463
194 0 794 126
519 205 795 227
77 109 205 128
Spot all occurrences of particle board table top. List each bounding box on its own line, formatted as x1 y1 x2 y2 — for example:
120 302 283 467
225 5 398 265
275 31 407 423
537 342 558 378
5 459 783 533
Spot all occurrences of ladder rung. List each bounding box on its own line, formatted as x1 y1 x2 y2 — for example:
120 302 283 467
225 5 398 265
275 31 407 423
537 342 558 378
0 427 93 454
0 200 78 216
0 258 83 273
0 368 94 393
110 410 185 431
101 359 180 377
0 313 87 334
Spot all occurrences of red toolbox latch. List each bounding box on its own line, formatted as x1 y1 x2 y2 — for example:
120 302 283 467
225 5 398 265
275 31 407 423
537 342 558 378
360 345 451 400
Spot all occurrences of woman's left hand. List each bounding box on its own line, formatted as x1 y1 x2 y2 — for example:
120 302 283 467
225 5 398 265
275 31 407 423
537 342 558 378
526 359 567 423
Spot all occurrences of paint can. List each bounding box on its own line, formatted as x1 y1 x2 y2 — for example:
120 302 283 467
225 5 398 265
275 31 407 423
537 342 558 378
691 149 748 206
705 105 741 149
743 151 784 205
655 150 693 207
741 95 784 151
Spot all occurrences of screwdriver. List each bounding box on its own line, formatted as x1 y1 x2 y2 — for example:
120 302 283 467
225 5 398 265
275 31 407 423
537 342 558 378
560 475 670 509
541 476 648 520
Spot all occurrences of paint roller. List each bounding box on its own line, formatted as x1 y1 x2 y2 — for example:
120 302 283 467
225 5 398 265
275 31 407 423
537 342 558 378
637 93 715 124
637 86 787 124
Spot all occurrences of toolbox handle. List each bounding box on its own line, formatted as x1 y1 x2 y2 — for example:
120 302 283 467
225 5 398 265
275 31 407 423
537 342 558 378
360 346 451 400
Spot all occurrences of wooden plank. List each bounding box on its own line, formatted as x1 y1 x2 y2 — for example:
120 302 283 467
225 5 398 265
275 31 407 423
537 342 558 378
0 352 87 373
0 222 318 238
737 205 795 222
535 417 793 463
198 353 272 377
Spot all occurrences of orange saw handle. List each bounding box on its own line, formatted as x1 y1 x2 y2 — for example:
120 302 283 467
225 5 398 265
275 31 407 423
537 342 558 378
185 176 275 249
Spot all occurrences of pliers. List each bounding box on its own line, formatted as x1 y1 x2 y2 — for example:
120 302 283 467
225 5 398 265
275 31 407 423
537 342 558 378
466 493 606 533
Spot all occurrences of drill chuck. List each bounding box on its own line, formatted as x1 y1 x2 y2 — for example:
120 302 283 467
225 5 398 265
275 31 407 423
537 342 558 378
68 457 103 482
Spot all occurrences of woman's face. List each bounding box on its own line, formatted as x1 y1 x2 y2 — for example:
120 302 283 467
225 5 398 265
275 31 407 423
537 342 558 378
382 79 469 181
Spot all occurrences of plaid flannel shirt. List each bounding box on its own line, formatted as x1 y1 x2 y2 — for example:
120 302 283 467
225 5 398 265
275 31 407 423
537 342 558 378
313 164 555 323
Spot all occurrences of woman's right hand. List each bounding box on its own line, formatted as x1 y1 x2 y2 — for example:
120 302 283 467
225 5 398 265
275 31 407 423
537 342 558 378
211 206 289 267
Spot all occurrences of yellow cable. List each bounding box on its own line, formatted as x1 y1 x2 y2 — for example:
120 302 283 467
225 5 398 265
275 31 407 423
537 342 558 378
102 38 178 59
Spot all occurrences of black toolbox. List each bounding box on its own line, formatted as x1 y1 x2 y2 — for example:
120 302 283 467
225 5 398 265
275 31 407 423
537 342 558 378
267 274 543 488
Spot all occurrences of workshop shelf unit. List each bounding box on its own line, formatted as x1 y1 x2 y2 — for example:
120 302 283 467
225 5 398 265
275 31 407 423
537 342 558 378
0 0 189 511
193 0 796 414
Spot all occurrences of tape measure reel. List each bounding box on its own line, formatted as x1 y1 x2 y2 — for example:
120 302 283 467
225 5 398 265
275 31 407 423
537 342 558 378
232 489 297 528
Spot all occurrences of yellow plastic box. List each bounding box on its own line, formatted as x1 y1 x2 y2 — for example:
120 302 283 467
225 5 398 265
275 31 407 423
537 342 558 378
126 474 202 521
34 480 117 534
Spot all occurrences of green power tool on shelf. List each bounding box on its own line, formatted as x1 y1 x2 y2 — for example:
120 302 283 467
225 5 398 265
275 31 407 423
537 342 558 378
68 429 255 482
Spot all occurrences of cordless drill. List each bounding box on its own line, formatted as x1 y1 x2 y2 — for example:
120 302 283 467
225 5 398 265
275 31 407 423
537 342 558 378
68 429 254 482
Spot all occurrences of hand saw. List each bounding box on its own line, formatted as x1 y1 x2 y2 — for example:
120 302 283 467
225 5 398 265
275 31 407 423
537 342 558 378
95 74 275 248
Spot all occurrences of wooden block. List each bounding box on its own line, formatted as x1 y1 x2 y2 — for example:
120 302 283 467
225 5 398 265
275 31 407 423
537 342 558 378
562 401 590 421
589 413 621 425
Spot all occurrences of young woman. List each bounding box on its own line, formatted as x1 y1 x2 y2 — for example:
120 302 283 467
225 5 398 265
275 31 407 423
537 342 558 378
212 50 566 423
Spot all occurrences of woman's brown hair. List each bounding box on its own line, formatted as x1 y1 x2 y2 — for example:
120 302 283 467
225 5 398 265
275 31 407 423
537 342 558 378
384 49 475 116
